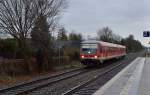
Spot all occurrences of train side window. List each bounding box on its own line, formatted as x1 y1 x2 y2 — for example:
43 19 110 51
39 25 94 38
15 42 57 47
103 47 106 53
99 45 102 53
102 47 105 53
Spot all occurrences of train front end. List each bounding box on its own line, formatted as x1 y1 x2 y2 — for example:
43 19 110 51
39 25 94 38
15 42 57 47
80 41 100 66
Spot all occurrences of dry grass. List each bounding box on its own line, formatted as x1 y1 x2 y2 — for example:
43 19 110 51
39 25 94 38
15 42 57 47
0 69 58 88
53 61 83 70
0 58 82 87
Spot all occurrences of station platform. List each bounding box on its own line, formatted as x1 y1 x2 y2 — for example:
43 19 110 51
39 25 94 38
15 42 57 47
93 57 150 95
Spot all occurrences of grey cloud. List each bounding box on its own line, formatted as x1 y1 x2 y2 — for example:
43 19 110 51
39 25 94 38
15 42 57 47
60 0 150 45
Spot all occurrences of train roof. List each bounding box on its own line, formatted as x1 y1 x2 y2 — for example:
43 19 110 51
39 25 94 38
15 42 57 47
81 40 126 48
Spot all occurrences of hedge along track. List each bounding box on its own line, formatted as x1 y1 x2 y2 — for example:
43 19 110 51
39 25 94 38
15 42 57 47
0 67 90 95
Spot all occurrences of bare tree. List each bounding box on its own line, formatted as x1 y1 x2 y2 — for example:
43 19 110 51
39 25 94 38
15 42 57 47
97 27 122 44
97 27 113 42
69 31 82 41
31 15 52 71
121 35 143 52
57 27 68 41
0 0 66 58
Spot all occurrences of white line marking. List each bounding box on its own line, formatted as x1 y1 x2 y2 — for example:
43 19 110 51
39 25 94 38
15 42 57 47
93 57 142 95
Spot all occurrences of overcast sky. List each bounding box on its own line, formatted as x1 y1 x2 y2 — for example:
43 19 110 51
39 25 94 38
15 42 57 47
60 0 150 46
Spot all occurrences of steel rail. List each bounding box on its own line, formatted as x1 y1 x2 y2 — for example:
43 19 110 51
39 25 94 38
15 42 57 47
0 68 85 94
62 62 124 95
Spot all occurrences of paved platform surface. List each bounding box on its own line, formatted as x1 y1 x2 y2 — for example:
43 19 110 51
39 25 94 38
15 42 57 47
93 57 150 95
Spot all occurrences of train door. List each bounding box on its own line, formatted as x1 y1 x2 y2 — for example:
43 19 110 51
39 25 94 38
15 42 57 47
101 46 104 57
105 47 108 57
103 46 106 58
98 44 102 57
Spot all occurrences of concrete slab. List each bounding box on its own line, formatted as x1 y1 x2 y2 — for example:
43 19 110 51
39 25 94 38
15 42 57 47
93 57 145 95
138 58 150 95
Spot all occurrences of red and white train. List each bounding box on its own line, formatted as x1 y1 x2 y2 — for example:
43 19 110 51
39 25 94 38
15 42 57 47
80 40 126 66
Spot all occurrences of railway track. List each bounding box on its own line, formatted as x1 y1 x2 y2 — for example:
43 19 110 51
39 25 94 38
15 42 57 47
62 53 145 95
62 61 126 95
26 59 127 95
17 67 106 95
0 68 89 95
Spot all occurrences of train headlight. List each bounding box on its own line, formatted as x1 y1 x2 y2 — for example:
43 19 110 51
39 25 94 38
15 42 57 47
94 55 98 59
81 55 84 58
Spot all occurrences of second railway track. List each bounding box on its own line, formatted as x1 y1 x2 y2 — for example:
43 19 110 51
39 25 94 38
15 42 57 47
25 59 129 95
62 60 133 95
0 68 88 95
62 53 145 95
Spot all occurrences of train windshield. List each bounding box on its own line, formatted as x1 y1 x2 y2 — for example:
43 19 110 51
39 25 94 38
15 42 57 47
81 43 98 54
82 48 97 54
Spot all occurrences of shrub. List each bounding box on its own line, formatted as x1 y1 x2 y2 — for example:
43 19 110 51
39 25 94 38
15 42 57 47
0 39 18 58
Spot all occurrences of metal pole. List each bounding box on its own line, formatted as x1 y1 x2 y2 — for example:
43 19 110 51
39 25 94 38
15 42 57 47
59 47 61 64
